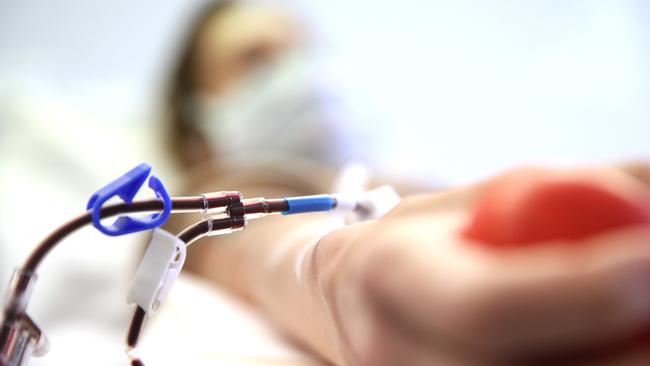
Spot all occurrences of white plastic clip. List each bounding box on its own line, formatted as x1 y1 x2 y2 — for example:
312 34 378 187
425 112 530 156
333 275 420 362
127 228 186 316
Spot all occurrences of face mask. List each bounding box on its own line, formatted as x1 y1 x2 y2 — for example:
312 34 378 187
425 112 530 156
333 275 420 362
193 52 353 167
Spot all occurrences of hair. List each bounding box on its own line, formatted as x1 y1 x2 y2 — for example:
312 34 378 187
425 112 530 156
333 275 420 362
164 0 236 169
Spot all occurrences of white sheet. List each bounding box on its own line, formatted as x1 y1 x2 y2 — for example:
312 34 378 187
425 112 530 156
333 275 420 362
30 274 324 366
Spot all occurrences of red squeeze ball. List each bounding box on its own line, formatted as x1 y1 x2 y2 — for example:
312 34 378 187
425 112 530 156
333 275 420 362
462 173 650 247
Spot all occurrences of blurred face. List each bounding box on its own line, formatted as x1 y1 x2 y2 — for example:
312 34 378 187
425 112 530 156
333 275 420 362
189 4 352 166
192 4 303 98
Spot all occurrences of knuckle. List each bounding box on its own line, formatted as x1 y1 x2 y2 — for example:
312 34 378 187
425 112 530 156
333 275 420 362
618 161 650 188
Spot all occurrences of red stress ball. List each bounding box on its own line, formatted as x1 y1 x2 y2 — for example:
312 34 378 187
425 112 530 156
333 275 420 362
463 170 650 247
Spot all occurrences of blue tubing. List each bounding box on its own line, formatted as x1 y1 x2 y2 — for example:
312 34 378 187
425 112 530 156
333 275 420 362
283 194 335 215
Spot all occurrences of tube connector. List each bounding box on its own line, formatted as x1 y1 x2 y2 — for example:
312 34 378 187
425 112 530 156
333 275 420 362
206 216 247 236
201 191 243 213
2 268 37 317
1 269 49 365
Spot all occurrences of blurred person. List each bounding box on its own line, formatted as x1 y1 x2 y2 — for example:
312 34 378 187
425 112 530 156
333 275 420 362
166 0 358 179
162 1 650 365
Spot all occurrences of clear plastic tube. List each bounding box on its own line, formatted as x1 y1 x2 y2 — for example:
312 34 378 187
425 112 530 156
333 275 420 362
242 198 283 220
3 268 37 315
206 217 247 236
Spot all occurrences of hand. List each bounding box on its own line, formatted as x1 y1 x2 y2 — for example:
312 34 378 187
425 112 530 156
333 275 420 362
311 164 650 365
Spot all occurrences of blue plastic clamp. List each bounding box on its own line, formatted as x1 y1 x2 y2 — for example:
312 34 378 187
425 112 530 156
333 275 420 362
86 163 172 236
